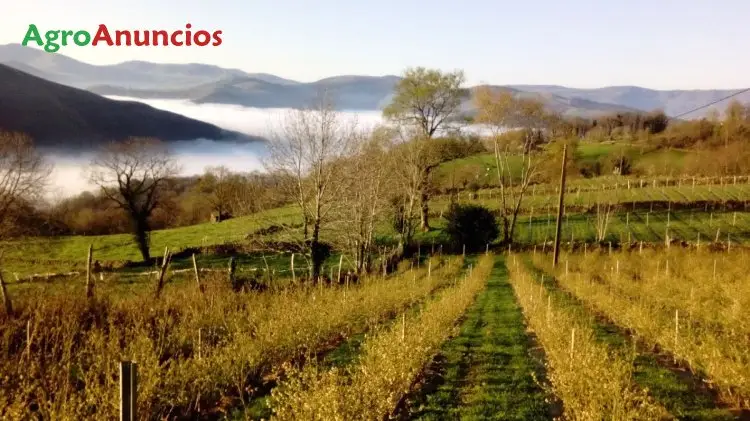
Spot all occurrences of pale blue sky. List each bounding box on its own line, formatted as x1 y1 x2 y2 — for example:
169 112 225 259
4 0 749 89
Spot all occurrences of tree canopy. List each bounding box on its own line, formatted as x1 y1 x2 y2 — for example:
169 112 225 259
383 67 467 138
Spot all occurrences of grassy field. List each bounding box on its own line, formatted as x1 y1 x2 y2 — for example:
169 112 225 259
4 181 750 278
432 142 695 190
0 205 298 262
432 181 750 212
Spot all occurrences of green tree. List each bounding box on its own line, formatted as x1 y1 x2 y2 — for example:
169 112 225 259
383 67 466 231
444 203 499 252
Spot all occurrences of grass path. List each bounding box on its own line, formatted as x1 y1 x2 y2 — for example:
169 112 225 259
405 258 551 420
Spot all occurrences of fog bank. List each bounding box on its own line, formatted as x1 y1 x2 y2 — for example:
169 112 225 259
46 97 385 198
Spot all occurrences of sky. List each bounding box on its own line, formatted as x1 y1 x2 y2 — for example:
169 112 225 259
3 0 750 89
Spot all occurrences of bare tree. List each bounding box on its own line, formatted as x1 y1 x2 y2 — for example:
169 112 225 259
335 128 393 274
264 98 358 281
594 199 614 242
89 138 179 262
200 165 240 220
473 87 549 244
388 126 436 253
383 67 466 230
0 132 51 239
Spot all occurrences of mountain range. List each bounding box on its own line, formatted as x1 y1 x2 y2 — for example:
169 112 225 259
0 63 256 150
1 43 749 122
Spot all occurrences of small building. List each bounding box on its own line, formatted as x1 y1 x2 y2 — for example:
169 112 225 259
210 211 232 223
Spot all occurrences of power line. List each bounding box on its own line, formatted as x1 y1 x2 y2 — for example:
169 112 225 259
670 87 750 120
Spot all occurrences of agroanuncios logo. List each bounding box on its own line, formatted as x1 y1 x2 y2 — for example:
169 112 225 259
22 23 223 53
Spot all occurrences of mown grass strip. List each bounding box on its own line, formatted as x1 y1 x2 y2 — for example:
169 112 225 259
405 258 550 420
267 255 494 420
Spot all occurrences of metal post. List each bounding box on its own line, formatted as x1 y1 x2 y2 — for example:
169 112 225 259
120 361 137 421
86 244 94 298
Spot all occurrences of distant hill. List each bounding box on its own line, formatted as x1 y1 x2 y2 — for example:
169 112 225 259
89 74 403 110
462 85 641 119
2 43 748 118
0 43 297 89
0 64 257 150
508 85 750 118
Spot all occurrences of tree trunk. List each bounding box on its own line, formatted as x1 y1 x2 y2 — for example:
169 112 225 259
507 198 525 246
508 214 518 244
133 216 151 262
420 190 430 231
419 169 432 231
310 222 323 281
501 215 510 244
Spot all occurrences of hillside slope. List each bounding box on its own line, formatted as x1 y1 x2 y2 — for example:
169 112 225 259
0 43 296 89
0 64 256 149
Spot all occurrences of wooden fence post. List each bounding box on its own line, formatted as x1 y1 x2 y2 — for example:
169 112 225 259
337 255 343 284
262 254 271 283
86 244 94 299
120 361 137 421
192 254 203 293
227 257 236 287
197 328 202 360
290 253 296 283
674 310 679 363
24 320 31 360
569 328 576 369
154 247 171 298
0 270 12 316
